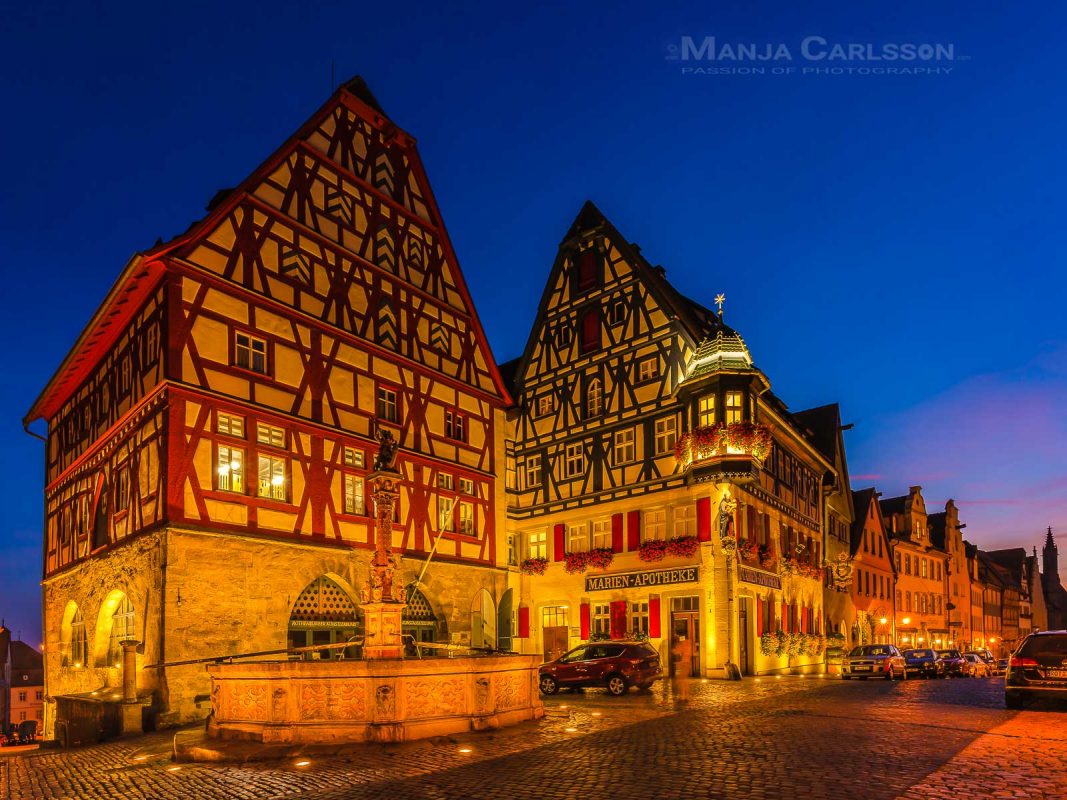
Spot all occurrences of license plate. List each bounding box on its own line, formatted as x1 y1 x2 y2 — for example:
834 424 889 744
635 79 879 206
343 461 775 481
1048 668 1067 678
853 666 870 671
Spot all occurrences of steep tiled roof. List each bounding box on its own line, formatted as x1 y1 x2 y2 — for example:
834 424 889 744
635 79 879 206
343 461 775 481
879 495 907 518
849 488 877 556
985 548 1027 586
927 512 947 550
793 404 840 464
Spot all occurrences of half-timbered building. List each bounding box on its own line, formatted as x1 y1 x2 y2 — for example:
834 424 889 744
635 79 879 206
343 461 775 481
849 489 897 645
504 203 834 677
26 78 514 733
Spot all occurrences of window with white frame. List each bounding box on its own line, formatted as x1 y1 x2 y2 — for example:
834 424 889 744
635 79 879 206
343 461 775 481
567 523 588 553
654 417 677 455
256 423 285 448
437 473 454 491
527 530 547 559
674 504 697 537
343 474 365 515
630 601 649 635
235 331 268 374
217 412 245 438
586 379 603 418
565 442 585 478
637 356 658 382
592 603 611 636
614 428 636 464
459 477 475 495
343 447 364 468
217 445 244 493
644 509 666 541
437 496 455 532
445 409 466 442
458 501 475 535
592 519 612 550
525 454 542 488
376 386 399 422
257 454 287 501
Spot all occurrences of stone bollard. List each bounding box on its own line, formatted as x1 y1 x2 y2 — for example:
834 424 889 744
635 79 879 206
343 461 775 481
119 640 143 736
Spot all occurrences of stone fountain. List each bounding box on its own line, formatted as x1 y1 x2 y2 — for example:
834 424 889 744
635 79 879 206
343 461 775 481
205 431 543 744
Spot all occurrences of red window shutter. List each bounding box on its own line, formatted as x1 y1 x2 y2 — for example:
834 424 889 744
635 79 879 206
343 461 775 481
580 308 600 353
756 597 764 637
802 607 809 633
746 505 758 542
577 249 597 289
553 523 566 562
782 601 788 632
627 511 641 551
611 513 624 553
610 600 627 639
649 596 661 638
517 606 530 639
697 497 712 541
580 602 591 640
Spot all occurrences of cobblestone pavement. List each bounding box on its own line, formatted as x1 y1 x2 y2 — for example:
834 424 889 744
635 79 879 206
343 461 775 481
4 676 1066 799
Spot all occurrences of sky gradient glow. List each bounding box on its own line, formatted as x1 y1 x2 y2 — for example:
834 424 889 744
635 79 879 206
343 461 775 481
1 2 1064 641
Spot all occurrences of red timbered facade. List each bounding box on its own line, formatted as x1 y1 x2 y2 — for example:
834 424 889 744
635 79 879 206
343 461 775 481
28 78 512 732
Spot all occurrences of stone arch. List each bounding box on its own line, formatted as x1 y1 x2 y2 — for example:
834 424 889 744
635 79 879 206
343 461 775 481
470 588 497 650
402 584 444 650
287 574 363 658
60 601 88 668
94 589 135 668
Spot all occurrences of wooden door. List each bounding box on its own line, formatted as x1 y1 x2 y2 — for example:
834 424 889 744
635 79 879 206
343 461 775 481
738 598 752 675
670 612 701 677
543 626 569 662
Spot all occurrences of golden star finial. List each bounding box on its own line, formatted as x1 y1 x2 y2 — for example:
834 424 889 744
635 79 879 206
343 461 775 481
714 293 725 317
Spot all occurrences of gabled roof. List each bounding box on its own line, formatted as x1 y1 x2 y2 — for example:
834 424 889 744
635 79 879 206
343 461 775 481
26 76 512 423
978 551 1011 589
985 548 1027 586
849 487 878 556
508 200 725 392
793 404 840 464
8 641 43 685
879 494 907 519
927 511 947 550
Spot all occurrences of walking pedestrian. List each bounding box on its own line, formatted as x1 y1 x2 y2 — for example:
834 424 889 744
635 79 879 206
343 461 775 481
672 635 693 702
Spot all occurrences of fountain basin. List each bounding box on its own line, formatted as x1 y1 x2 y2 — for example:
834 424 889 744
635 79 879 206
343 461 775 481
206 654 544 744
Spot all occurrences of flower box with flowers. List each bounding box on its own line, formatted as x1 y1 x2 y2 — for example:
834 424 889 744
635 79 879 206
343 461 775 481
637 539 668 562
737 539 758 563
563 548 615 574
665 536 700 558
673 421 773 469
519 556 548 576
758 544 776 570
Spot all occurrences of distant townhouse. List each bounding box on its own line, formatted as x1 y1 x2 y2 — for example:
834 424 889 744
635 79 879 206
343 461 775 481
849 489 896 646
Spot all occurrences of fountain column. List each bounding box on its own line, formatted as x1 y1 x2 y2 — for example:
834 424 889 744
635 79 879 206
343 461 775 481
361 430 407 660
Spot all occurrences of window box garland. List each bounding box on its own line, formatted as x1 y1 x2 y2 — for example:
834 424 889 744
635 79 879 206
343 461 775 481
674 421 773 469
637 539 668 562
564 548 615 574
780 557 822 580
665 535 700 558
759 630 827 659
520 557 548 576
638 536 699 563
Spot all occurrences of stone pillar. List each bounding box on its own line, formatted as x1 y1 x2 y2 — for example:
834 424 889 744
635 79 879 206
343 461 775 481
361 469 407 660
119 640 143 736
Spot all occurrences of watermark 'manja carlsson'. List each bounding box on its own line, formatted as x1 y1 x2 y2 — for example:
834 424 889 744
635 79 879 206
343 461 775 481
666 35 966 76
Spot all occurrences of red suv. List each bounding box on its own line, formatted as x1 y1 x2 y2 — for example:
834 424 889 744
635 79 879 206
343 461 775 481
539 641 662 696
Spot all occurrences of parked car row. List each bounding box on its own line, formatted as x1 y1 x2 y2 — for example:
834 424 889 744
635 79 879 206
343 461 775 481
841 645 1005 680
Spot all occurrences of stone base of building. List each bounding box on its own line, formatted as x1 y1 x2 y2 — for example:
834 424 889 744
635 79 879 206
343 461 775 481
206 654 543 745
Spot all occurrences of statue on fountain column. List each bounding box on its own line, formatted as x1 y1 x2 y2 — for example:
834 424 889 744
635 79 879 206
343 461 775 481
373 427 400 473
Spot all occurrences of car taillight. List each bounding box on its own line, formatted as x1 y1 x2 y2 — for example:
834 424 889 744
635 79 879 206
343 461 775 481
1010 657 1038 667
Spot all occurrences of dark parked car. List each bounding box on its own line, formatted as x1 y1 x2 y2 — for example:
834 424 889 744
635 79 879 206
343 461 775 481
995 658 1009 676
1005 630 1067 709
539 641 662 696
841 644 907 680
936 649 968 678
903 648 945 678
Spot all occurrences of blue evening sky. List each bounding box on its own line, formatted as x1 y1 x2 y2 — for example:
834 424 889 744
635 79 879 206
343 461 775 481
1 1 1064 641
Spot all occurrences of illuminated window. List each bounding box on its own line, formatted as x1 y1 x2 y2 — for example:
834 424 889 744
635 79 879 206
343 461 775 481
343 447 364 468
459 501 475 536
565 443 585 478
637 357 659 382
108 596 135 667
114 467 130 512
644 509 667 541
568 523 588 553
536 394 554 417
698 394 716 427
592 604 611 636
459 477 475 495
445 409 467 442
505 442 516 490
235 332 267 374
586 379 603 418
654 417 677 455
217 445 244 493
725 391 743 423
438 496 455 532
630 601 649 635
674 504 696 538
437 473 454 491
614 428 636 464
921 558 928 578
217 412 245 438
65 608 87 668
904 555 912 575
343 475 365 515
543 606 567 628
376 386 399 422
256 423 285 448
592 519 612 550
257 454 287 501
525 455 542 488
527 530 547 560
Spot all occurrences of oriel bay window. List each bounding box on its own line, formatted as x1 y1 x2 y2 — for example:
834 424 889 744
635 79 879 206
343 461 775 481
258 454 287 501
217 445 244 493
698 394 716 427
725 391 743 423
235 331 268 374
